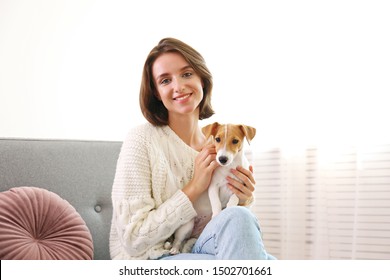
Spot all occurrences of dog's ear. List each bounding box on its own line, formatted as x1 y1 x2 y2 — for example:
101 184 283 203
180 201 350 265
202 122 220 140
240 125 256 144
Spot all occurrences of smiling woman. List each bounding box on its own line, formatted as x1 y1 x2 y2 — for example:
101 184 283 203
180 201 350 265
139 37 214 128
152 53 204 119
109 37 276 260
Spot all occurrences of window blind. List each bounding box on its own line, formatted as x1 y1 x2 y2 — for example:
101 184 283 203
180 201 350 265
250 144 390 260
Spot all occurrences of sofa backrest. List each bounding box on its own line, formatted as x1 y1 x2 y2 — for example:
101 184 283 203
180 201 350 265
0 138 122 260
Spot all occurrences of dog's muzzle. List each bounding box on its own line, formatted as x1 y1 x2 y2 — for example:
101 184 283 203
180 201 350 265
218 156 229 165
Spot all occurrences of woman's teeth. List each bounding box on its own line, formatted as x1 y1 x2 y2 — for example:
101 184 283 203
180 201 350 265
174 94 191 101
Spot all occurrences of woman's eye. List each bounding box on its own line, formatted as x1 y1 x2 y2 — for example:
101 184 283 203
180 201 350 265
183 72 192 78
215 137 221 143
232 139 239 144
160 79 170 85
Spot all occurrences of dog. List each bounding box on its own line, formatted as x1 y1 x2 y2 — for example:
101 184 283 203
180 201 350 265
202 122 256 218
166 122 256 255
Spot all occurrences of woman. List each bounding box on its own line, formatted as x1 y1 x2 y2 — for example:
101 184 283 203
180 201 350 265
109 38 275 260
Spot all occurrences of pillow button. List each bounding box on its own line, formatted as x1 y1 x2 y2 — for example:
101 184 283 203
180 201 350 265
94 205 102 213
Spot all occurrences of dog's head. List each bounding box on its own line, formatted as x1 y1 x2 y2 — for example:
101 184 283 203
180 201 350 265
202 122 256 166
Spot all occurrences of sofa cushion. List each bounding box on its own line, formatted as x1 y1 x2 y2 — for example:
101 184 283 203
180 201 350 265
0 186 93 259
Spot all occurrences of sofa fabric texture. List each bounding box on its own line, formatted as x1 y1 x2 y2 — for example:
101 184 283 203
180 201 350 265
0 138 122 259
0 186 94 260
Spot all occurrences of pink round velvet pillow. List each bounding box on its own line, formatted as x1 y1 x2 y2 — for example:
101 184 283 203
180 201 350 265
0 187 93 260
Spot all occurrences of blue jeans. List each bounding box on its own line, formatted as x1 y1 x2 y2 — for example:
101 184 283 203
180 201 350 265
160 206 276 260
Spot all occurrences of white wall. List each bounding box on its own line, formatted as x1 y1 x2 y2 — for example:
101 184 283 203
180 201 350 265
1 0 389 146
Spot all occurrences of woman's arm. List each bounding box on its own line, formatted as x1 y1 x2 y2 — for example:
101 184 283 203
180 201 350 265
181 143 219 202
111 128 197 258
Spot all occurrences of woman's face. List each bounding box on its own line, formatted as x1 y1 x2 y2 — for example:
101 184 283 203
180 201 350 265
152 52 204 119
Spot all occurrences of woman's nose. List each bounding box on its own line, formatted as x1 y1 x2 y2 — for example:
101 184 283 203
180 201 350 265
173 78 185 93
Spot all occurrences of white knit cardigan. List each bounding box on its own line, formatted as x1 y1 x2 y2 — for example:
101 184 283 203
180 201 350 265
109 123 199 260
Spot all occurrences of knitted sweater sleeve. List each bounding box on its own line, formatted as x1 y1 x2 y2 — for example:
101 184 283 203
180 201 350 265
110 125 197 259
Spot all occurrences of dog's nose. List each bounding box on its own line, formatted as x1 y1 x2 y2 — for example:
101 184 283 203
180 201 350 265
218 156 228 165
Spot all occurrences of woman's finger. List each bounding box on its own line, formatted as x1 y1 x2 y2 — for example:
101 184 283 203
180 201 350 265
236 166 256 185
229 169 255 192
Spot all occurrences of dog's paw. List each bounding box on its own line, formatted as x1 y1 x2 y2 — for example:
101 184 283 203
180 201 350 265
227 194 240 208
169 247 181 255
164 242 172 250
226 201 238 208
212 210 221 219
182 238 197 253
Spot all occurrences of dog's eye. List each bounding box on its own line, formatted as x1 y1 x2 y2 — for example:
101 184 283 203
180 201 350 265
215 137 221 143
232 139 239 145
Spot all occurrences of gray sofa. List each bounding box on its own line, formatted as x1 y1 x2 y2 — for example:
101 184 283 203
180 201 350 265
0 138 122 260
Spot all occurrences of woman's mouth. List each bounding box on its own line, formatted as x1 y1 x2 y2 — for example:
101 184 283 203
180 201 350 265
173 93 192 101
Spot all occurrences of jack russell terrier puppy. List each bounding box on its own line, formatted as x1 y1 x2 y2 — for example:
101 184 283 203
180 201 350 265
166 122 256 255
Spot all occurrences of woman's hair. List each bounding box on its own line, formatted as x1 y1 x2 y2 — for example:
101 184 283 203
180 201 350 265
140 37 214 126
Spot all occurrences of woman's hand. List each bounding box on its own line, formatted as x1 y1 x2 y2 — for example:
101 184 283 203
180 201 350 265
227 165 256 206
182 144 219 202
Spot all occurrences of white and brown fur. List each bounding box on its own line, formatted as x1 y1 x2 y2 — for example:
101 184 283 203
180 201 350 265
166 122 256 254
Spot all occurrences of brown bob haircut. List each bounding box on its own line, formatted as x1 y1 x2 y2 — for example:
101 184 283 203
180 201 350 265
139 37 214 126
